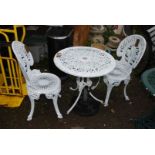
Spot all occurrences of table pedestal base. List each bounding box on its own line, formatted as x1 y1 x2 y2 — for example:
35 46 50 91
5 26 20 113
67 77 103 115
71 94 100 116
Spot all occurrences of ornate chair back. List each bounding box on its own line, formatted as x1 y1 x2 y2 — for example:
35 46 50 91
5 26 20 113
12 41 33 82
117 35 146 70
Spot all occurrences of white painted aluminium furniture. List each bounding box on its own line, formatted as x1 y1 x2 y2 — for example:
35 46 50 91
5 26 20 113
147 26 155 55
54 46 116 114
103 34 147 107
12 41 63 121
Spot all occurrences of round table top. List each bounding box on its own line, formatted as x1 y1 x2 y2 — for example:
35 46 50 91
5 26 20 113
54 46 116 78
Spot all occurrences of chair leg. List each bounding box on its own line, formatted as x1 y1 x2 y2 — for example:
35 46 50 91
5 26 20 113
104 84 114 107
124 79 130 101
27 96 35 121
53 95 63 119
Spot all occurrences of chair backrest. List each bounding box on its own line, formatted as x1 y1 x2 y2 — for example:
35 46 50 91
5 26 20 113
11 41 34 82
117 34 147 69
24 45 34 66
146 26 155 55
147 26 155 45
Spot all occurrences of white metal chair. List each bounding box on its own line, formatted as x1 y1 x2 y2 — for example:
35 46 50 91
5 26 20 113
103 35 147 107
12 41 63 121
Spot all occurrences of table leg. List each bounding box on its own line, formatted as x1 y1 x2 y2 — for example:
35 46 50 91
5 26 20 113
67 88 83 114
89 92 103 104
67 78 85 114
68 77 102 116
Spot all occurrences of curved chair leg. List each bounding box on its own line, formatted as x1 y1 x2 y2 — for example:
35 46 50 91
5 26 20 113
124 79 130 101
27 96 35 121
104 84 114 107
53 95 63 119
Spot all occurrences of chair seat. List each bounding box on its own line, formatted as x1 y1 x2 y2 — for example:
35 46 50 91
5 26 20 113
28 73 61 95
105 61 131 81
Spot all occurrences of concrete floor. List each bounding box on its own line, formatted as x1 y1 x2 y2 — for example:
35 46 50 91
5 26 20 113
0 74 155 129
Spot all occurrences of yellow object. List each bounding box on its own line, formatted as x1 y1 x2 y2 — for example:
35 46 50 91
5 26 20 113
0 83 27 107
0 25 27 107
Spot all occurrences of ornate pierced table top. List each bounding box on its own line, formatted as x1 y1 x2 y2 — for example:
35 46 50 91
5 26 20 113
54 46 116 78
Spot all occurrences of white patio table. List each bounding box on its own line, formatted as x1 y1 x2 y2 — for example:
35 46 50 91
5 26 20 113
54 46 116 115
